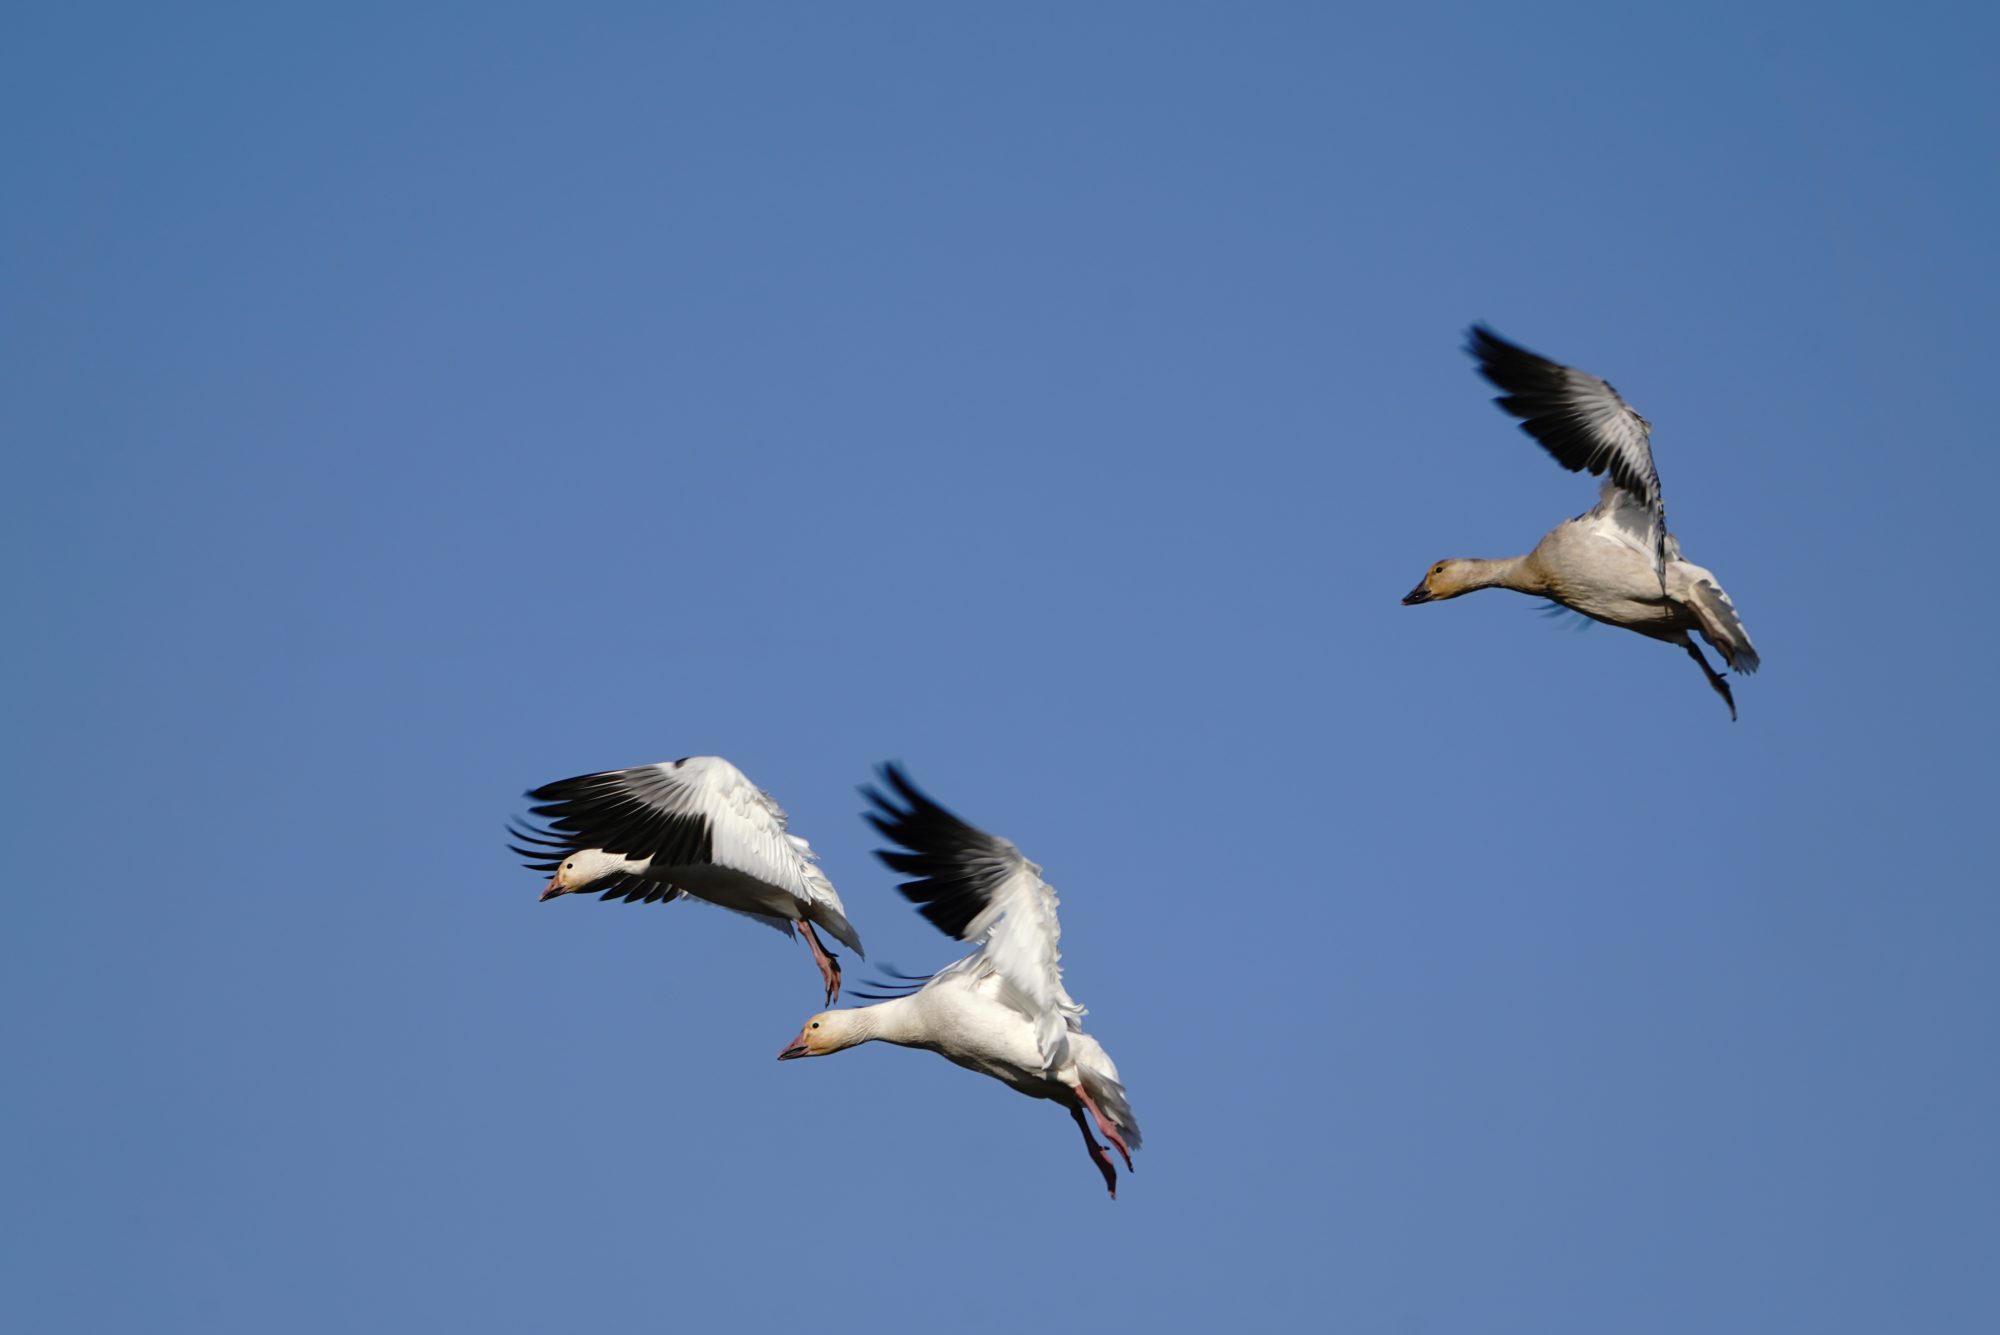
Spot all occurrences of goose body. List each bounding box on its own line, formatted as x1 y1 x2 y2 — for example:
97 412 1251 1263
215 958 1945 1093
1404 326 1761 718
509 756 862 1002
777 765 1141 1198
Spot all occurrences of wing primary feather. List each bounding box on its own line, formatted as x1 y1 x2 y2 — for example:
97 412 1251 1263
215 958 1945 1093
876 965 936 981
862 764 1017 943
525 773 717 864
1465 322 1667 580
505 824 572 849
863 763 1081 1074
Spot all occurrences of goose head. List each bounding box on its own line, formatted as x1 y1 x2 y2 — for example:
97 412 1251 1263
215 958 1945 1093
1402 559 1478 605
776 1010 869 1060
539 848 629 901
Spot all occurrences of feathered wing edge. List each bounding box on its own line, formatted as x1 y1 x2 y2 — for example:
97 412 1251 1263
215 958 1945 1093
520 766 716 868
1466 323 1669 581
1683 576 1761 675
505 818 682 904
861 765 1020 939
846 965 939 1002
861 764 1080 1066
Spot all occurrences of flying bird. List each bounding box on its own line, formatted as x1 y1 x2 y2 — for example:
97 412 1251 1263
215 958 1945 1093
1402 325 1761 718
509 756 863 1003
776 765 1142 1198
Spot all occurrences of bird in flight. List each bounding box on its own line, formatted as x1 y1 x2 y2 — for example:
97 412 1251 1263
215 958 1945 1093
1402 325 1761 718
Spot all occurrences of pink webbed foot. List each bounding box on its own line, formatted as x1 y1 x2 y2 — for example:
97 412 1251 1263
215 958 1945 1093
798 920 843 1006
1069 1104 1118 1199
1074 1082 1133 1172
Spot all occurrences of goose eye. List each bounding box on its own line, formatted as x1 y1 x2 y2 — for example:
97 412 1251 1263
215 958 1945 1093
810 1022 820 1030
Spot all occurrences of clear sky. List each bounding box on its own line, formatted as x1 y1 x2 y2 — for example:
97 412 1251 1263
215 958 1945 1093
5 3 1997 1331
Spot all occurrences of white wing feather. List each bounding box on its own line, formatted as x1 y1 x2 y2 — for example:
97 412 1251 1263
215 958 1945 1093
866 768 1085 1072
669 757 846 912
964 851 1084 1068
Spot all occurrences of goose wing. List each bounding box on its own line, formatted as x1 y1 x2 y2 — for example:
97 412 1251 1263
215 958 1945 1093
863 764 1083 1069
1677 566 1761 674
512 756 853 934
1467 324 1667 578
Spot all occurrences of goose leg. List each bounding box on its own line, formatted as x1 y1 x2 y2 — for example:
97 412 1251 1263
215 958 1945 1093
1072 1082 1133 1171
1681 638 1737 722
1069 1103 1118 1199
798 920 842 1005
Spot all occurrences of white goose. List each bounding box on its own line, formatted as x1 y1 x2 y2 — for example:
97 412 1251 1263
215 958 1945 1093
509 756 863 1003
776 765 1142 1198
1403 325 1762 719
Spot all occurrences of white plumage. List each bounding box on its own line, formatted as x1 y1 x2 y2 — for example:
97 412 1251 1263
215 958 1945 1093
510 756 862 1002
776 765 1141 1198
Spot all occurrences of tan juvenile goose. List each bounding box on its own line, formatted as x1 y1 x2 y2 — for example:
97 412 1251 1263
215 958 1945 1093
1403 325 1760 719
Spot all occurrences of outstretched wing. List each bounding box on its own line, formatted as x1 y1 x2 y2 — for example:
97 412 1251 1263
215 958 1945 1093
510 756 856 946
862 764 1082 1068
1467 323 1667 579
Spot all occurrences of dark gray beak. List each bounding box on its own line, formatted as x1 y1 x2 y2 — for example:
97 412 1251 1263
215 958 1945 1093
1402 582 1433 605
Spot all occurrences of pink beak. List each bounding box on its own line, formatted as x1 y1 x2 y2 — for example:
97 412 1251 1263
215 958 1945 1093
776 1032 811 1061
540 875 565 902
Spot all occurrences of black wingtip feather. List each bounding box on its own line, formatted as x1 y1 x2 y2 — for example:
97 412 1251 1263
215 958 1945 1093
845 963 936 1001
516 768 715 868
876 965 936 981
1462 324 1663 542
505 822 571 849
506 813 584 874
861 764 1017 944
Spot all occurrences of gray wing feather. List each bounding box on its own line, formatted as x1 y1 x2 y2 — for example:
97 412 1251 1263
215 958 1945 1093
1467 324 1668 579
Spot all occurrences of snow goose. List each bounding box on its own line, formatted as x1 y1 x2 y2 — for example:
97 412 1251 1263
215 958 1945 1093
775 765 1142 1199
509 756 863 1003
1402 325 1761 718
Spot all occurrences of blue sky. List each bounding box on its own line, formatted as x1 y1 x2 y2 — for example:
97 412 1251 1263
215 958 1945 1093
5 3 1996 1331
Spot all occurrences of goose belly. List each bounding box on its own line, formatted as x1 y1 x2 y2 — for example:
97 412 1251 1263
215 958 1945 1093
1557 585 1682 630
1541 533 1693 633
910 987 1064 1097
